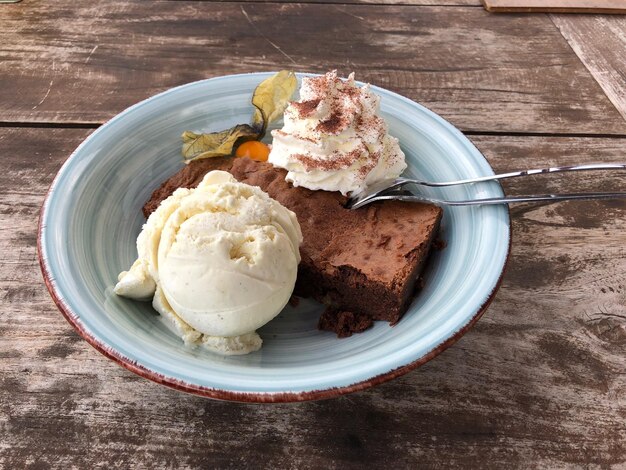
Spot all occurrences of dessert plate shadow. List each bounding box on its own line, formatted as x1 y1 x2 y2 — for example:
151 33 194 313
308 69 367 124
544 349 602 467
38 72 511 402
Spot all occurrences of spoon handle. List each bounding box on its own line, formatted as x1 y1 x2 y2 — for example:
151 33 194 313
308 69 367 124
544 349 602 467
410 163 626 187
369 192 626 207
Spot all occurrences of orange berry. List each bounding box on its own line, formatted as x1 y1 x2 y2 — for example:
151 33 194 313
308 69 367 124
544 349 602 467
235 141 270 162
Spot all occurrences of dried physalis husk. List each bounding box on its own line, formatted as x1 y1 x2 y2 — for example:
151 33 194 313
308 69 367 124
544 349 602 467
181 71 297 163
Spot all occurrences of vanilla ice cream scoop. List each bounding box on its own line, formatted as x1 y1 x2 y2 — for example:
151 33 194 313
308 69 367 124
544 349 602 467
114 170 302 355
268 70 407 196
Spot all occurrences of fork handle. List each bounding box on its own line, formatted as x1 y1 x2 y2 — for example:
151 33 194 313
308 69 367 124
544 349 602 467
403 163 626 187
387 192 626 206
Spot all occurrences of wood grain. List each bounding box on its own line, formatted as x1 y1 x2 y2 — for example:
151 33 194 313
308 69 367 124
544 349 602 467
552 14 626 123
1 127 625 468
483 0 626 14
182 0 482 4
1 0 625 135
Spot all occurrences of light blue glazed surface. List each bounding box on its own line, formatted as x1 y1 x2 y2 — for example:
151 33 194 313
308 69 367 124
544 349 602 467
40 73 510 398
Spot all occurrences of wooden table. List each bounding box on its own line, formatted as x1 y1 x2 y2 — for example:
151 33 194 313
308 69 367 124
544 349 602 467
1 0 625 467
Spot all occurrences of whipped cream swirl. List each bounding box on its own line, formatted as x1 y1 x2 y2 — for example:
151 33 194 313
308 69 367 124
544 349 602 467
268 71 406 196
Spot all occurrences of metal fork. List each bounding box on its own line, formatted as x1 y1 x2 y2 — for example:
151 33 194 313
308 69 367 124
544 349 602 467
348 163 626 209
349 191 626 209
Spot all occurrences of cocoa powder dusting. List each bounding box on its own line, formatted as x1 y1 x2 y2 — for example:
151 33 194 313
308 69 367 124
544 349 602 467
291 99 321 118
274 129 316 143
293 147 364 172
358 160 376 178
317 113 344 134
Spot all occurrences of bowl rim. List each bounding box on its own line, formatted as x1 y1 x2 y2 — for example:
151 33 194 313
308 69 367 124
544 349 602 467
38 72 511 403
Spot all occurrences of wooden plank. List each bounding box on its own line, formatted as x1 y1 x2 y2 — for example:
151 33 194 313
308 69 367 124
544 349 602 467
483 0 626 14
1 127 625 467
552 14 626 123
1 1 625 135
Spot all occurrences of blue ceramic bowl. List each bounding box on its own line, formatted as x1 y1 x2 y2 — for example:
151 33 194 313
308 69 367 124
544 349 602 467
39 73 510 402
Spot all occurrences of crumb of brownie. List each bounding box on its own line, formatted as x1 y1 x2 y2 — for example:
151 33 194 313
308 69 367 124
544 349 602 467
433 238 447 250
318 307 373 338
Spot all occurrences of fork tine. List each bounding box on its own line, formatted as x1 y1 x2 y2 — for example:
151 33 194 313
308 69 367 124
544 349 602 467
349 177 408 206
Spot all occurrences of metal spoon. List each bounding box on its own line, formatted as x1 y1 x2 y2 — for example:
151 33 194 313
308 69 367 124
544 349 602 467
348 163 626 209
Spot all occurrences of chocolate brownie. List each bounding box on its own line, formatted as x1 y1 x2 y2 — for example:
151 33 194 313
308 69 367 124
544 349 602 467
144 157 443 336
